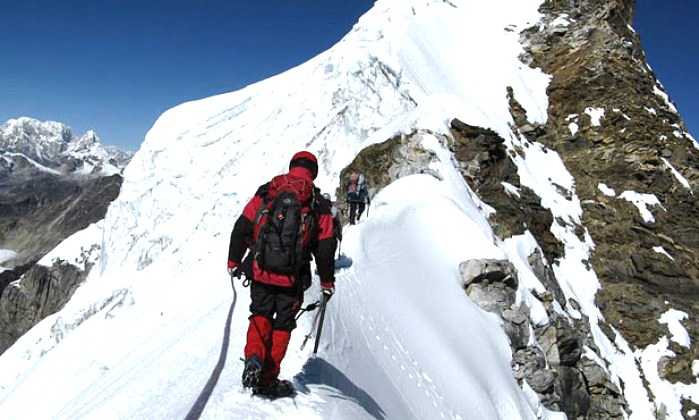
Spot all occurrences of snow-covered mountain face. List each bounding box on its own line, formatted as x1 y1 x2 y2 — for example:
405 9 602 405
0 116 132 177
0 0 698 419
0 117 133 354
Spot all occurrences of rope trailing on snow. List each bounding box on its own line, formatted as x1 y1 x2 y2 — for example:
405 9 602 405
184 272 238 420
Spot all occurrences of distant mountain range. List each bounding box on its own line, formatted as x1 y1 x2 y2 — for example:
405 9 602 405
0 117 132 179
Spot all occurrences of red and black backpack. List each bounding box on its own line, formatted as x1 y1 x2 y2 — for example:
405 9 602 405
252 174 317 287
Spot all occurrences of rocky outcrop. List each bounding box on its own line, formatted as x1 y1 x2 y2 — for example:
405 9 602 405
0 262 35 304
337 124 624 417
460 258 626 419
449 119 564 266
340 122 635 417
0 256 93 353
338 2 699 409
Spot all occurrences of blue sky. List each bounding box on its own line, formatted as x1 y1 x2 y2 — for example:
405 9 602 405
0 1 696 151
633 1 698 140
0 1 375 150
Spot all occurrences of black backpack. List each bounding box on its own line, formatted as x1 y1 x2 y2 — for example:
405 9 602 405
253 175 316 277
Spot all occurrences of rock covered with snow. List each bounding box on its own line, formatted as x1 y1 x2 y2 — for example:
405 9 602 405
521 2 699 417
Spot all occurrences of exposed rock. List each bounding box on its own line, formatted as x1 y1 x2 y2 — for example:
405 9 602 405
530 369 556 394
0 174 122 352
503 305 532 350
450 110 629 414
556 320 583 366
0 259 89 353
513 347 547 380
459 259 517 289
449 119 564 264
0 174 122 269
459 259 518 316
557 366 591 419
527 248 567 308
0 261 35 299
437 0 699 415
537 325 561 366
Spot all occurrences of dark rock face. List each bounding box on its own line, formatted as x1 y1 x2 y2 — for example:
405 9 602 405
334 0 699 411
0 262 36 303
526 0 699 306
449 119 563 264
0 259 90 353
343 121 632 417
0 174 122 272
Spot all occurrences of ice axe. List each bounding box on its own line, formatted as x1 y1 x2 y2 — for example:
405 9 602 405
300 303 322 351
312 292 330 357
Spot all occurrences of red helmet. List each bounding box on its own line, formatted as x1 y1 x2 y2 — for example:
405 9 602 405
289 151 318 179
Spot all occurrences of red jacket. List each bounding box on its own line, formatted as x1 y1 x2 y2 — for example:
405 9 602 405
228 166 336 288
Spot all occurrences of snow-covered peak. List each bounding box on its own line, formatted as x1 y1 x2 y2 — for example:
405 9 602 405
74 129 99 148
0 117 132 176
1 117 72 156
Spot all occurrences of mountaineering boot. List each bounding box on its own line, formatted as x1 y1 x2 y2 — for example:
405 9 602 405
253 379 296 399
242 355 263 388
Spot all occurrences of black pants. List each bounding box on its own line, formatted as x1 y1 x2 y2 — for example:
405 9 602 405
349 201 366 225
249 281 304 331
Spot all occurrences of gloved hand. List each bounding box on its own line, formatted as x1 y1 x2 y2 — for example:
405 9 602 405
321 281 335 301
227 260 240 278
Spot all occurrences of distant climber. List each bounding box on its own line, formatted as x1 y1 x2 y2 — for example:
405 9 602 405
227 151 336 398
346 170 370 225
323 193 352 271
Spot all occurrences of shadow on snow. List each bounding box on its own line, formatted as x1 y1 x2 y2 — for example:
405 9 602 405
294 357 386 420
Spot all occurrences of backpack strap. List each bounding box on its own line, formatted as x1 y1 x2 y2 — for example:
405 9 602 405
252 183 271 226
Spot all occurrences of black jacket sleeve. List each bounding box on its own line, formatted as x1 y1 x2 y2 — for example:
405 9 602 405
227 183 268 264
313 194 337 285
228 216 254 263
